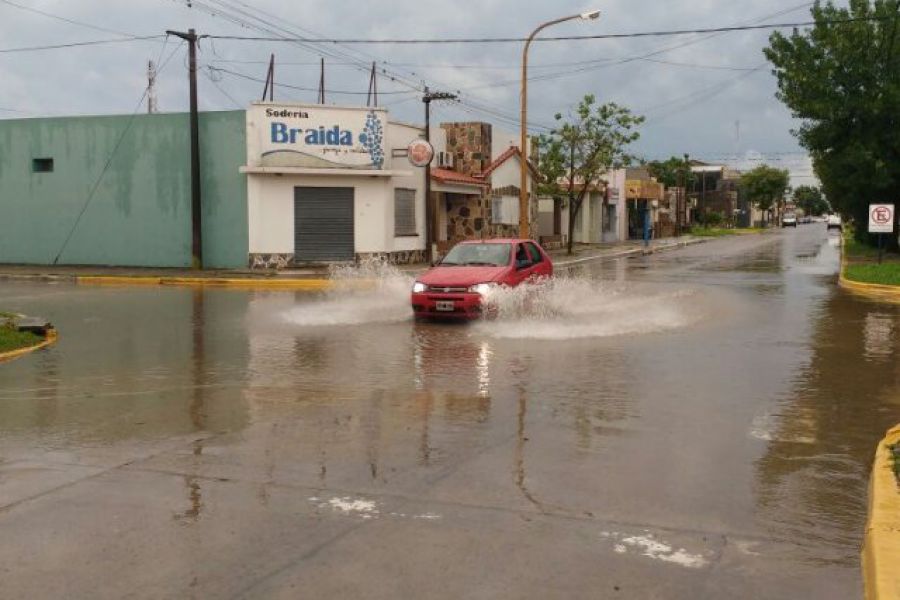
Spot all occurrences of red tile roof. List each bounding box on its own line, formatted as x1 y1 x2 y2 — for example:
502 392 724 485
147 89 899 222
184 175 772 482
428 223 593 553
480 146 540 179
430 168 488 186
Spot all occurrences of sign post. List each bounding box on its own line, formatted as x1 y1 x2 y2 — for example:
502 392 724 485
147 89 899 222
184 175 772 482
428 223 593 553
868 204 895 264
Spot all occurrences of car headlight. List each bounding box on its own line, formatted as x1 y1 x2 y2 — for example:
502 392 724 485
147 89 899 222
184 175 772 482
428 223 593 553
468 282 497 296
412 282 426 293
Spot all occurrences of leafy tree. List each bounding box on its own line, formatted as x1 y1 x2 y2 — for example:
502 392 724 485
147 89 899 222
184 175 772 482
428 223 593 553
741 165 790 225
646 156 695 189
792 185 829 215
538 95 644 255
765 0 900 247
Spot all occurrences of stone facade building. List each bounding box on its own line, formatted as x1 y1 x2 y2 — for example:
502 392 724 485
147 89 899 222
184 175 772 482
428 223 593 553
433 122 538 251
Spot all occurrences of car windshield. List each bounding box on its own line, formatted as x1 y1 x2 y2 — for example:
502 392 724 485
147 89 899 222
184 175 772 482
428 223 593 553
440 243 511 267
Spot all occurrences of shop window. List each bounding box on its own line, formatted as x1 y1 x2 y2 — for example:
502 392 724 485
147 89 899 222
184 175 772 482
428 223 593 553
32 158 54 173
394 188 417 236
492 196 518 226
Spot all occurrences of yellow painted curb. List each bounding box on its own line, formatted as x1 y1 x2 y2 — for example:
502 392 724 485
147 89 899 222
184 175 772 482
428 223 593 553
839 239 900 304
76 275 336 291
0 328 58 363
862 424 900 600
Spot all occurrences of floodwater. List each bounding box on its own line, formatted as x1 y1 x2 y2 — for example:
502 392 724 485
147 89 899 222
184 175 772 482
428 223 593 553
0 225 898 598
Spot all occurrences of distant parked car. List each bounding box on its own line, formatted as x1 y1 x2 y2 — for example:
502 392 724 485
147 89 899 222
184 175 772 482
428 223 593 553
799 215 812 224
827 214 843 230
411 239 553 320
782 213 798 227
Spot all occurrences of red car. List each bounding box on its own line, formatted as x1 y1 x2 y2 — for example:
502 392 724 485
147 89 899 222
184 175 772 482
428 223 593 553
411 239 554 319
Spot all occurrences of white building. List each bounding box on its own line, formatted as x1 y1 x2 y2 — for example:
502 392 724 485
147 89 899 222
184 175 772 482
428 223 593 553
242 102 429 268
552 169 628 245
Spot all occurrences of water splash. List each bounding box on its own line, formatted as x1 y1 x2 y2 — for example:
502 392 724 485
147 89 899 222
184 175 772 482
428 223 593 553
476 277 697 340
283 258 414 326
283 261 698 337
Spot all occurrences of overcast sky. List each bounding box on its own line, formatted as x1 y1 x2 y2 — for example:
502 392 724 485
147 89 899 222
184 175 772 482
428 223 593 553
0 0 822 184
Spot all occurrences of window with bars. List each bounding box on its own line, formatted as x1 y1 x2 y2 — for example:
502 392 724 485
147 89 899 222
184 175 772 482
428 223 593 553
394 188 417 236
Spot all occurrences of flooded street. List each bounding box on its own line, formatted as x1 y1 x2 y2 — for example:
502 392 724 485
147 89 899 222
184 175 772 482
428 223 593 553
1 225 898 598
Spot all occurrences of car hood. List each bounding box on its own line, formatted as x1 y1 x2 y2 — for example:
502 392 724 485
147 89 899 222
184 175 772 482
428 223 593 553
418 265 509 287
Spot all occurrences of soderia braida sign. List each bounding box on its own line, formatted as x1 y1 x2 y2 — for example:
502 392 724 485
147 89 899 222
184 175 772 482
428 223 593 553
246 103 387 170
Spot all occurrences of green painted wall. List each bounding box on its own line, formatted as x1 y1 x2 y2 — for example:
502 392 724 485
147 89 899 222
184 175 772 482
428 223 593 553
0 110 247 268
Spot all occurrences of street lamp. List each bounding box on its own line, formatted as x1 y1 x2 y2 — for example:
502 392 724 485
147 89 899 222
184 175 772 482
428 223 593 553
519 10 601 240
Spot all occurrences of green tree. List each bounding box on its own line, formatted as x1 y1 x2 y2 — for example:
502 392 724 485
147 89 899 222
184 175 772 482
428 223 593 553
792 185 829 216
765 0 900 247
538 95 644 255
741 165 791 225
646 156 695 189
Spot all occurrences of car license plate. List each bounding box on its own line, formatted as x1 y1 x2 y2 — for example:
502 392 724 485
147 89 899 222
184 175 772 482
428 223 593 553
435 300 455 312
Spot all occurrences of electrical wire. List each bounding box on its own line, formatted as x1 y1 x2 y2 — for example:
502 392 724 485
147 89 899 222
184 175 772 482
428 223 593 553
51 41 184 265
208 65 416 96
0 35 165 54
174 0 536 132
206 16 891 44
0 0 138 37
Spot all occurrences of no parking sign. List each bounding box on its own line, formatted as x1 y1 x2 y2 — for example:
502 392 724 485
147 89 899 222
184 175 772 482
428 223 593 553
869 204 895 233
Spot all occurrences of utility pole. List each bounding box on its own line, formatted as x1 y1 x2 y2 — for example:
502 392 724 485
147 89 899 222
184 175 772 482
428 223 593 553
147 60 158 114
422 88 457 264
167 28 203 269
261 53 275 101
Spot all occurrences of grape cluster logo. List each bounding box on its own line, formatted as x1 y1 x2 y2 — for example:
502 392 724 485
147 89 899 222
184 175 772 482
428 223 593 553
361 111 385 169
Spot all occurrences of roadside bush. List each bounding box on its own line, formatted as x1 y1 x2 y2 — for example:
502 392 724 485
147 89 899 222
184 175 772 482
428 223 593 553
700 212 725 228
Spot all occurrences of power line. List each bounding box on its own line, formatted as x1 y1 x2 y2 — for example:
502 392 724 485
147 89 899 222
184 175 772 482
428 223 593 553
175 0 533 131
207 57 761 72
208 65 416 96
0 0 137 37
0 35 165 54
206 16 892 44
52 41 184 265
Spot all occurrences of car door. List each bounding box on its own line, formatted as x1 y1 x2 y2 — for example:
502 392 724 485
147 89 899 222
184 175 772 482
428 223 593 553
510 243 535 285
525 242 552 278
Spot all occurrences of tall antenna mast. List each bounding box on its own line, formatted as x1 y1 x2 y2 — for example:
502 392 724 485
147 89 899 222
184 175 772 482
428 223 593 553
317 58 325 104
147 60 158 114
367 61 378 107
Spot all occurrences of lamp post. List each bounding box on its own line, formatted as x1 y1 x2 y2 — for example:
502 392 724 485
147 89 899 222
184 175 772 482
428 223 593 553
519 11 600 240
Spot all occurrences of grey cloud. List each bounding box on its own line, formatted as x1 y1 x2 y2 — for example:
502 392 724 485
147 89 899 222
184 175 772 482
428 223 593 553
0 0 813 180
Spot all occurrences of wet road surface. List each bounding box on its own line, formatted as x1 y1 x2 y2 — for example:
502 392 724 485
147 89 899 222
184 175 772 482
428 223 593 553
1 225 898 598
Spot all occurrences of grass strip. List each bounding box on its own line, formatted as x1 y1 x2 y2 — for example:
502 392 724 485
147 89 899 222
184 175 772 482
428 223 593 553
0 324 42 354
844 263 900 286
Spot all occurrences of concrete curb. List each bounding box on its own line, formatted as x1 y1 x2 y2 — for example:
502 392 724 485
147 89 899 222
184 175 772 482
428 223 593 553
75 276 334 290
554 237 707 268
862 424 900 600
0 328 58 364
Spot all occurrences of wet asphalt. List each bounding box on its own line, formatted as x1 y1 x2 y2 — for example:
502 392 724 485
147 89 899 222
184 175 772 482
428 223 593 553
0 224 897 599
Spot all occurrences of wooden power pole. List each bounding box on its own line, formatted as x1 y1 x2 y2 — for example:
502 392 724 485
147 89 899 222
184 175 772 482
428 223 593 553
166 28 204 269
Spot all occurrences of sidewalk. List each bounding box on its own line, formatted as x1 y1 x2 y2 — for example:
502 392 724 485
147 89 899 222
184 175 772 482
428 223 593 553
0 236 705 288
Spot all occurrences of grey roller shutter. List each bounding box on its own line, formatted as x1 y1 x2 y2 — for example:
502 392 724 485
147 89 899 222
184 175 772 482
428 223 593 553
294 187 355 262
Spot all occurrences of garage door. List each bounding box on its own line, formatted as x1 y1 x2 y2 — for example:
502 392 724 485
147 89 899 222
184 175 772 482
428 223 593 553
294 187 355 262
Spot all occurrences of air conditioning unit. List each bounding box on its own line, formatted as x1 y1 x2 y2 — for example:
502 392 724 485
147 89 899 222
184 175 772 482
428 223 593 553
436 152 455 169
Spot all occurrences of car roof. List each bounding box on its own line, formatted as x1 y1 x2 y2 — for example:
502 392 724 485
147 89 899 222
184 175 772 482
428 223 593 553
458 238 532 245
